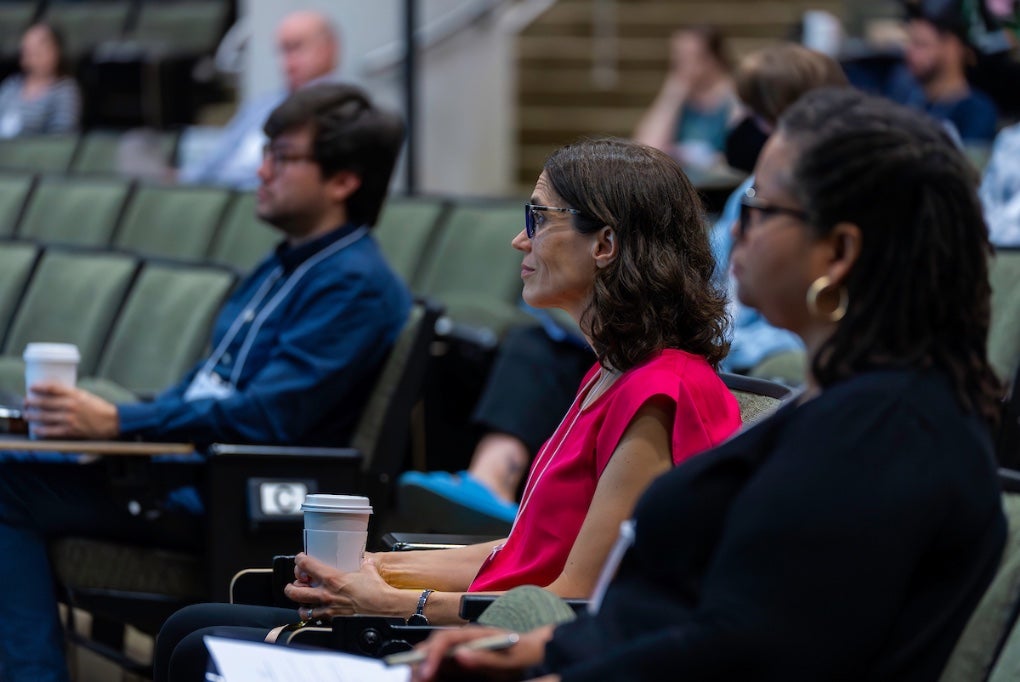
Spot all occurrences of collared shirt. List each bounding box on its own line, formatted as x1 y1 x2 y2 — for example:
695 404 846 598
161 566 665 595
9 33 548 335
117 223 412 448
177 75 339 190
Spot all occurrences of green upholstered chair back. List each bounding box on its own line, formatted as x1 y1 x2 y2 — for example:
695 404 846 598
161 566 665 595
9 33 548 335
0 3 37 56
206 193 279 273
1 249 138 375
43 1 131 59
0 136 79 173
939 490 1020 682
350 300 435 471
988 248 1020 384
18 176 132 246
129 1 229 55
94 261 236 395
71 129 178 176
411 202 526 336
374 196 447 284
748 349 807 388
0 242 40 343
0 173 35 237
114 184 231 260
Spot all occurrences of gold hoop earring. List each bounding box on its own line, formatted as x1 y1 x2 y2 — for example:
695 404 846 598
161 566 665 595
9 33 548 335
806 275 848 322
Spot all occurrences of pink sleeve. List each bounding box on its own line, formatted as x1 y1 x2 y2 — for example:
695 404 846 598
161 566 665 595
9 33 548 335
594 355 740 476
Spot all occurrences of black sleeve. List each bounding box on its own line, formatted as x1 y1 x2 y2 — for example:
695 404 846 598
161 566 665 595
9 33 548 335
546 388 1003 681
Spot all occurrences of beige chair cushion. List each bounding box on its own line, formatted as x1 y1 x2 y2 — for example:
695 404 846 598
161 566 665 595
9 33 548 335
49 537 205 600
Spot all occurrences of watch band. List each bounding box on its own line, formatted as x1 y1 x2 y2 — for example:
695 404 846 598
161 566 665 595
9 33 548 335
408 588 434 625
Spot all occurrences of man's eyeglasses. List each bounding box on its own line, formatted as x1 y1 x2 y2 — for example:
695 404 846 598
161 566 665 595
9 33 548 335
525 203 581 239
737 186 808 238
262 144 316 169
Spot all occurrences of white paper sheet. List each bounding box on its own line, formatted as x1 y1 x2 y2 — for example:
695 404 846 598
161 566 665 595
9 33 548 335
204 636 412 682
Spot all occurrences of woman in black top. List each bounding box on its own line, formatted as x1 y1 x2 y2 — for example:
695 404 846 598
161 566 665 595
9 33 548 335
411 88 1007 681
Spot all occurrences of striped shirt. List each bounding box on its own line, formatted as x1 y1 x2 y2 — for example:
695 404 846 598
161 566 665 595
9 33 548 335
0 75 81 137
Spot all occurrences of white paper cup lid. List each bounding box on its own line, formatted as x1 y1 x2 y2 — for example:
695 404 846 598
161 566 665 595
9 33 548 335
23 343 81 363
302 494 372 513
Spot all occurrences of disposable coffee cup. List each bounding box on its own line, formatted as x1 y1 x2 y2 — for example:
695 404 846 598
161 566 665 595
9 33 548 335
303 528 368 574
23 343 80 439
301 494 372 572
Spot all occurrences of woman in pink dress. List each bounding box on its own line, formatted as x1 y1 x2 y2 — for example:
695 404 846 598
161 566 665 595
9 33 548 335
155 138 741 681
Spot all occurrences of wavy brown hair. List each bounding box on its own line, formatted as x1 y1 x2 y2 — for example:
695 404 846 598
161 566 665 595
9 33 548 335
542 137 730 371
779 88 1000 422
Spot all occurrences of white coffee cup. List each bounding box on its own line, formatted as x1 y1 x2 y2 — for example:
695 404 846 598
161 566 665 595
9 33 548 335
23 343 81 439
301 494 372 572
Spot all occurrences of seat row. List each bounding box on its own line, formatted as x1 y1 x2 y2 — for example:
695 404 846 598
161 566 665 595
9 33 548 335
0 241 236 401
0 131 179 176
0 0 229 61
0 171 532 338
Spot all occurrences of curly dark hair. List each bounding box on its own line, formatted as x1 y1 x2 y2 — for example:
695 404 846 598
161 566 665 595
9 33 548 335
779 88 1000 422
542 137 730 371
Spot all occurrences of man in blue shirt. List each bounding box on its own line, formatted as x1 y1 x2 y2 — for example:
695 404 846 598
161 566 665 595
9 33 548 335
0 83 411 682
177 10 340 189
888 6 998 145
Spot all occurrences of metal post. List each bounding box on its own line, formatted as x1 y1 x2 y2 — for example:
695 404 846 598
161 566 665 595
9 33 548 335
403 0 418 193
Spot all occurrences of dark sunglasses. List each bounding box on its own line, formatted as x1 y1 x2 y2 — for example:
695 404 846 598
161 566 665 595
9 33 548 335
524 203 581 239
737 187 808 238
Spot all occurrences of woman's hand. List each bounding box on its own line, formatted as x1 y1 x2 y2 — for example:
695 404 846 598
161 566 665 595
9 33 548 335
283 552 411 619
410 625 553 681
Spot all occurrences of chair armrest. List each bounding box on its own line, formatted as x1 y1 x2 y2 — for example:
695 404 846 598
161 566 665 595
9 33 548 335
458 594 590 623
202 446 366 601
207 444 363 461
325 616 453 657
229 569 272 606
229 556 300 608
381 532 502 551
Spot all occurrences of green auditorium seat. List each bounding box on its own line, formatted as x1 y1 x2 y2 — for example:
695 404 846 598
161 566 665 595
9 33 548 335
0 2 38 58
411 201 530 337
938 482 1020 682
71 129 178 176
44 1 131 60
0 174 35 237
114 184 231 260
375 196 448 284
90 261 236 396
128 0 230 56
17 176 132 246
988 247 1020 383
0 136 79 173
0 250 138 395
0 242 40 342
206 193 279 273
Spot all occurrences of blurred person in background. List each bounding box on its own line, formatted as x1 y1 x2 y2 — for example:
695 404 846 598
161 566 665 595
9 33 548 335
174 10 340 189
0 22 80 137
980 119 1020 246
633 26 737 171
710 44 849 377
888 1 998 145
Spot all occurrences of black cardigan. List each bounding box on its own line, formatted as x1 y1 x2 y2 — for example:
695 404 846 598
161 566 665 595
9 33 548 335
544 368 1006 681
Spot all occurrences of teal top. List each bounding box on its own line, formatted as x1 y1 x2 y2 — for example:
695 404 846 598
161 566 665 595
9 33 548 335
674 100 732 152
